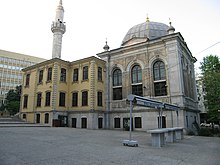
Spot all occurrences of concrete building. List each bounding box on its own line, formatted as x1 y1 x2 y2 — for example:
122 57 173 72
0 49 46 108
20 1 199 133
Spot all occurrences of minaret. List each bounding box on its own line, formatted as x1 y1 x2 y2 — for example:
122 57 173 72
51 0 66 59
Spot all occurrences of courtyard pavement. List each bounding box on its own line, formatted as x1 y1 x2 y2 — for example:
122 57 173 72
0 127 219 165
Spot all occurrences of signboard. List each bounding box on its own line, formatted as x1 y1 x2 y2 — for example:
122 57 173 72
164 103 179 111
136 98 163 109
127 94 179 111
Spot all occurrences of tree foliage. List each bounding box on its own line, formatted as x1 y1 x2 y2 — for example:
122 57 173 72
4 85 22 115
200 55 220 122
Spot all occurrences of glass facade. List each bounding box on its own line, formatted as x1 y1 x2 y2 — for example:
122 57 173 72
0 50 45 107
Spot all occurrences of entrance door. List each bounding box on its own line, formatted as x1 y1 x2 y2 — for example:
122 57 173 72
58 115 68 127
98 118 103 129
81 118 87 128
72 118 77 128
36 114 40 123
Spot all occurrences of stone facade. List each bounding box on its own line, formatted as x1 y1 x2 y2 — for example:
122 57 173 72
97 25 199 132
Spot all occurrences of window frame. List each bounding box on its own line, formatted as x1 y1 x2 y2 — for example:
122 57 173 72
38 70 43 84
153 60 167 96
83 66 88 80
131 65 142 84
97 91 102 106
60 68 66 82
82 91 88 106
72 92 78 107
23 95 28 108
59 92 66 107
36 93 42 107
73 68 79 82
47 67 52 81
98 67 102 81
45 91 51 106
25 74 30 86
113 69 122 86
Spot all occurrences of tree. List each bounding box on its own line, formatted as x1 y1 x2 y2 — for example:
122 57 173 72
200 55 220 123
4 85 22 115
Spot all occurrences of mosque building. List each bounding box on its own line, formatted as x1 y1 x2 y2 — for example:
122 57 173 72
20 0 199 133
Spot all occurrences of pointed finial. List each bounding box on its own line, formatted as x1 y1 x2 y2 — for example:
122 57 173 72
59 0 63 5
169 18 172 26
103 38 110 51
167 18 175 34
146 14 149 22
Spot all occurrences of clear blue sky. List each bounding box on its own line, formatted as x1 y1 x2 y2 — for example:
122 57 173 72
1 0 220 72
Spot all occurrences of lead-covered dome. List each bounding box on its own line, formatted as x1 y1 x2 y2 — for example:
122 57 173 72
121 21 169 46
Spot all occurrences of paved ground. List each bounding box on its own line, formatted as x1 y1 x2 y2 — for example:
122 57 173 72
0 127 219 165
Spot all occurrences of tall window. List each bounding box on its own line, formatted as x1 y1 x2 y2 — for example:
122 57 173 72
82 91 88 106
45 113 49 124
73 68 79 82
153 61 165 80
97 91 102 106
98 67 102 81
113 68 122 100
47 67 52 81
25 74 30 86
153 61 167 96
45 91 51 106
131 65 142 96
60 68 66 82
113 69 122 86
37 93 42 107
114 118 120 128
131 65 142 83
23 95 28 108
135 117 142 128
59 92 66 106
38 70 43 84
83 66 88 80
72 92 78 107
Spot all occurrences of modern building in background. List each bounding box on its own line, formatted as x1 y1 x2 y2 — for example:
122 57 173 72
20 0 200 133
0 49 46 108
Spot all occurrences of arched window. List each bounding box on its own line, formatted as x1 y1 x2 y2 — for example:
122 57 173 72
113 69 122 86
131 65 142 83
112 68 122 100
153 61 165 81
131 65 142 96
153 60 167 96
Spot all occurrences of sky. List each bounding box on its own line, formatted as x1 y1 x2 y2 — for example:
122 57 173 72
1 0 220 73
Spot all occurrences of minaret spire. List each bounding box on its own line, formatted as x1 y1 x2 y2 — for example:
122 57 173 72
51 0 66 59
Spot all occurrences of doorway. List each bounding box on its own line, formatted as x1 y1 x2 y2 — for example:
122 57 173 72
98 118 103 129
81 118 87 128
72 118 77 128
36 114 40 123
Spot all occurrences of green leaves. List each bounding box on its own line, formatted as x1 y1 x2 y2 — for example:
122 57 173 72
4 85 22 115
200 55 220 122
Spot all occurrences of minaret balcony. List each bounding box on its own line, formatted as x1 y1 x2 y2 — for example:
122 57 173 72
51 21 66 34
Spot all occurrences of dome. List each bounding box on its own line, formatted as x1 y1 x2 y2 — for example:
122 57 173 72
121 21 169 46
